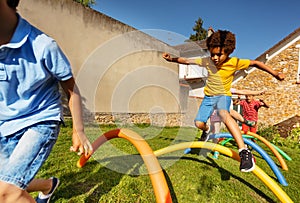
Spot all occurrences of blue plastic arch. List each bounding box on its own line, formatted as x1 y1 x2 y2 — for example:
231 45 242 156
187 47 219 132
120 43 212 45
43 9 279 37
212 133 288 186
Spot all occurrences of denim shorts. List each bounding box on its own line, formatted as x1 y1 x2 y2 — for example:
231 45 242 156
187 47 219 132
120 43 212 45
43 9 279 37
0 121 60 189
195 95 232 123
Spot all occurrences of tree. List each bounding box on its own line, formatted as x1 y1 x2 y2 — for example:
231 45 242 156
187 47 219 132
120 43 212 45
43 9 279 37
73 0 95 7
189 17 207 41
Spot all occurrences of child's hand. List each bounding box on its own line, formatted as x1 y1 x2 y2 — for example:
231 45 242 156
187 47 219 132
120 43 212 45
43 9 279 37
275 72 285 80
162 53 172 61
259 99 269 108
70 131 93 156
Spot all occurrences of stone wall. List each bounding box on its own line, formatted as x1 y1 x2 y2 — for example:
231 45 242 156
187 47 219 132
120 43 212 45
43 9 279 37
95 113 186 127
93 95 200 127
233 41 300 126
18 0 183 122
18 0 299 128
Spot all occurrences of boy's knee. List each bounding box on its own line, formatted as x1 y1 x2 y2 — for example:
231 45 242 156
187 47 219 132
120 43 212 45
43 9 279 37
194 121 206 130
0 181 21 199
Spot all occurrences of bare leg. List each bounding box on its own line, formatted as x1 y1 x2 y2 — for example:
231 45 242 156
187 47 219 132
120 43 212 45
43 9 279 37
26 178 53 195
219 110 246 149
0 181 35 203
230 109 245 123
195 121 208 131
211 121 221 144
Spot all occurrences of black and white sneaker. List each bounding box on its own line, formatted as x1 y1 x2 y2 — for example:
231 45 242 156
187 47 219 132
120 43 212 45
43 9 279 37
239 149 255 172
36 177 60 203
199 127 212 142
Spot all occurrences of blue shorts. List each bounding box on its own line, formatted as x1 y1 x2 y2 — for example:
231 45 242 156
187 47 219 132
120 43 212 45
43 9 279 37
0 121 60 189
195 95 232 123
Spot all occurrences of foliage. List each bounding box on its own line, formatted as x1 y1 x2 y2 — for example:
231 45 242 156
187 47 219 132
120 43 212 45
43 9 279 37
257 124 280 142
286 127 300 149
73 0 95 7
258 124 300 149
189 17 207 41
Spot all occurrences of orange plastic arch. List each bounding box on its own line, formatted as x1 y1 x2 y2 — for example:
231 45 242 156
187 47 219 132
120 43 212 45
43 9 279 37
77 129 172 203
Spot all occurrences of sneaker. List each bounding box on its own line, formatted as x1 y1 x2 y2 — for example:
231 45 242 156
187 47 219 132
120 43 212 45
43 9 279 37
212 151 219 159
199 127 212 142
245 120 256 127
239 149 255 172
36 177 60 203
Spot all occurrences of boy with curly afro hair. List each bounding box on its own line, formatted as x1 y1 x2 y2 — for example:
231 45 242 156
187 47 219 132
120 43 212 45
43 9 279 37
163 29 284 172
206 29 236 55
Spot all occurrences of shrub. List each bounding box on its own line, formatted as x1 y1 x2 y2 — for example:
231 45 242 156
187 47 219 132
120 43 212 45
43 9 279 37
257 124 280 142
286 127 300 149
257 124 300 149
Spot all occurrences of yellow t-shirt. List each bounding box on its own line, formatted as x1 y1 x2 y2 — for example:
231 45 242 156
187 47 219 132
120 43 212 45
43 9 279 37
195 57 250 96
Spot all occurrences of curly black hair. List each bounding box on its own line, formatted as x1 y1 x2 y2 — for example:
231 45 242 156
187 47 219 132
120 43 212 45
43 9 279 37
206 30 236 55
7 0 20 8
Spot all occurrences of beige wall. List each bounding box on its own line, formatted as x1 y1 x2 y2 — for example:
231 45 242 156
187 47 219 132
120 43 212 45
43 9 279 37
18 0 182 115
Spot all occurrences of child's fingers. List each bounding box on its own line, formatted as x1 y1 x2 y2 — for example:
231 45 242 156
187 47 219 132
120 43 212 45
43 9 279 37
70 145 84 155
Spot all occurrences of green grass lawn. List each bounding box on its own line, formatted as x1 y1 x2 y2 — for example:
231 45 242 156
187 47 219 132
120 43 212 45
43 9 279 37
32 120 300 202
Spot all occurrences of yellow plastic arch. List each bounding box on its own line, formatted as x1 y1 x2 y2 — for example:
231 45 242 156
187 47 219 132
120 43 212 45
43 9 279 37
154 142 293 203
77 129 172 203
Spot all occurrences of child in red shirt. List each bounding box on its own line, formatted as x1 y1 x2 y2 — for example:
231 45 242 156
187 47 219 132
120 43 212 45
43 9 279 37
237 95 269 133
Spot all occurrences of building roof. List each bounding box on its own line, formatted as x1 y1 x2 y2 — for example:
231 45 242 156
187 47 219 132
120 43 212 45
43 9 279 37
172 40 208 58
256 27 300 62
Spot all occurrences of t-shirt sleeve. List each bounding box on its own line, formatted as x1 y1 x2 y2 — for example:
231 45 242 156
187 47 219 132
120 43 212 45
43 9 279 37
236 58 251 70
194 57 211 66
43 41 73 81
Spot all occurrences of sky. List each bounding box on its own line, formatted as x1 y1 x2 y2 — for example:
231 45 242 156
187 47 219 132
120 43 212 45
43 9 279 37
92 0 300 59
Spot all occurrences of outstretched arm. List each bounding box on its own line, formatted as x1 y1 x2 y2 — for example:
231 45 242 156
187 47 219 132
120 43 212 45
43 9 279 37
250 60 285 80
162 53 194 64
231 88 265 96
162 52 211 65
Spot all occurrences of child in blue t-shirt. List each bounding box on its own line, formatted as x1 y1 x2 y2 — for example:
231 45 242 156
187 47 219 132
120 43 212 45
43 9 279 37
0 1 93 202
